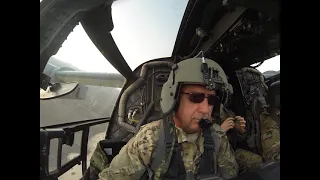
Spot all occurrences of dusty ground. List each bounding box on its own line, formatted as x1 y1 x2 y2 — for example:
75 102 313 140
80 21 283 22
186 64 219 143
41 86 119 180
59 130 107 180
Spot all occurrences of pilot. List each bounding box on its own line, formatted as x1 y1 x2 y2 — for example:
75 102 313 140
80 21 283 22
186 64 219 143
218 80 280 174
260 80 280 162
219 103 263 174
97 57 239 180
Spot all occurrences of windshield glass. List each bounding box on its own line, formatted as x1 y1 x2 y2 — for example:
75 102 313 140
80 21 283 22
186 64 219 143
40 24 125 178
254 55 280 74
40 24 124 127
111 0 189 70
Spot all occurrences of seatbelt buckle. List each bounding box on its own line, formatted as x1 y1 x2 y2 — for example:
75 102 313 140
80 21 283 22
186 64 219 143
204 143 214 149
203 138 214 149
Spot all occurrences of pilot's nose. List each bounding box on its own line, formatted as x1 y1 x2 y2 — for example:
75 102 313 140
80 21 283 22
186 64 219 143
197 98 211 114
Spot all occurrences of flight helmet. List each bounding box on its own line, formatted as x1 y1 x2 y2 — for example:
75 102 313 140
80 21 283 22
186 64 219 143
160 57 230 115
266 80 280 110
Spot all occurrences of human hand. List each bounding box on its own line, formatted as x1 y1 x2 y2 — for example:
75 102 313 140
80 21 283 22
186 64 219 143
221 117 235 132
234 116 246 134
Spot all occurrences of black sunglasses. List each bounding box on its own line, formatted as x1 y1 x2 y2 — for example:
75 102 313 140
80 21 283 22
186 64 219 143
181 92 218 105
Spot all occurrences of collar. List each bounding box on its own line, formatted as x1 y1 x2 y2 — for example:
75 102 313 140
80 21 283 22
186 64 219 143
175 125 201 144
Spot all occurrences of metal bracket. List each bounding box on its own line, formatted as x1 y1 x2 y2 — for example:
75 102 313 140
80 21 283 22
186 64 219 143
40 118 110 179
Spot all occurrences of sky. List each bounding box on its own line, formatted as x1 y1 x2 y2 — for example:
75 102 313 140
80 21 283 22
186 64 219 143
44 0 280 74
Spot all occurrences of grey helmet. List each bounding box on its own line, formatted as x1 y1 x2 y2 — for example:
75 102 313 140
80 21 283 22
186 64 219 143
266 80 280 110
160 57 229 115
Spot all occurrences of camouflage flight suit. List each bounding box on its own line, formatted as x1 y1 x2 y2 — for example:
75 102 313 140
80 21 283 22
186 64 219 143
260 112 280 162
98 119 239 180
219 104 263 173
219 104 280 173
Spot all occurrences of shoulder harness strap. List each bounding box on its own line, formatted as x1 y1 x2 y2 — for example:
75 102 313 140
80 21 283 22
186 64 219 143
197 120 222 179
146 120 166 179
162 118 186 180
148 117 187 180
197 125 216 179
148 118 223 180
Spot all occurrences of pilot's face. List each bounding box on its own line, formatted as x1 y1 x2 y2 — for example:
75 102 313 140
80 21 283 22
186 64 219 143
173 84 216 134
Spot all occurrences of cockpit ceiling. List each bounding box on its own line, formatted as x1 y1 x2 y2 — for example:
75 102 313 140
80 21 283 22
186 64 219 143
172 1 280 70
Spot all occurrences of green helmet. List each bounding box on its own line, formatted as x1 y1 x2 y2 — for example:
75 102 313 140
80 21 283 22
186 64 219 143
160 57 229 115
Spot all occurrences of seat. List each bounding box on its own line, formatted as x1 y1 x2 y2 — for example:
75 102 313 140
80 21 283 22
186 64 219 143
99 139 127 163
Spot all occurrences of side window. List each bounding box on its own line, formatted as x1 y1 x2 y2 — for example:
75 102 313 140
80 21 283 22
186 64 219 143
41 24 124 127
254 55 280 73
40 24 125 178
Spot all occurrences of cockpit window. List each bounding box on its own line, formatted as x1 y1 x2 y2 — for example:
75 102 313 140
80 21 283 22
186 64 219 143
40 24 124 127
253 55 280 74
111 0 188 70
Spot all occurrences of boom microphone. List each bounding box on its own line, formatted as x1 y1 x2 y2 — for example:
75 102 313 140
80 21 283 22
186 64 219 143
198 118 213 129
